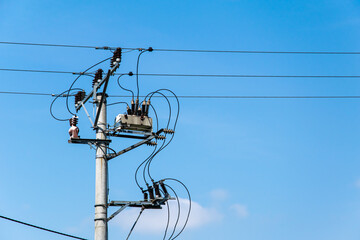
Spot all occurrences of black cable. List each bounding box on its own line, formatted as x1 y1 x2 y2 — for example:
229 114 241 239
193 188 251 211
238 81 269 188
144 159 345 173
117 74 134 99
119 73 360 78
125 207 145 240
152 48 360 55
111 95 360 99
163 200 171 240
146 90 180 182
164 184 181 240
3 41 360 54
135 50 147 100
0 91 358 99
0 68 92 75
65 57 111 115
163 178 191 240
134 103 159 190
107 101 129 107
0 214 87 240
50 88 84 121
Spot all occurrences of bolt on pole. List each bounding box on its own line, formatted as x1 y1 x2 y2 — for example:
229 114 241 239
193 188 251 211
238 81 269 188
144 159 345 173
94 93 108 240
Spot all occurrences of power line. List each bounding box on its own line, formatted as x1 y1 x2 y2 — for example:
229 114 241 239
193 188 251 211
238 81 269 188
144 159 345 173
123 73 360 78
1 41 360 54
3 68 360 78
0 91 359 99
0 68 88 75
0 214 88 240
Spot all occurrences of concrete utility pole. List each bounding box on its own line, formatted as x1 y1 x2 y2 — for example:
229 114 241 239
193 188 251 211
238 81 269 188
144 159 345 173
94 93 108 240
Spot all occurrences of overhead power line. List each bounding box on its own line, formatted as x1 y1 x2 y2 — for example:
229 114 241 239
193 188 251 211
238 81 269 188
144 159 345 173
0 91 359 99
123 73 360 78
1 41 360 54
0 214 87 240
2 68 360 79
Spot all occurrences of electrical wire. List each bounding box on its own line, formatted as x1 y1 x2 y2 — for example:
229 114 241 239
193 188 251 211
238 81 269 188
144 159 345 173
135 50 148 100
0 68 91 75
3 41 360 54
50 88 84 121
0 214 88 240
117 74 134 99
0 91 358 99
125 207 145 240
164 184 181 240
163 178 191 240
119 73 360 78
65 56 111 115
107 101 129 107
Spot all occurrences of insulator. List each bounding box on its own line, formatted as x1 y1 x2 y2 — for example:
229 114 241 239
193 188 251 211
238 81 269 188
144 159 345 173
131 99 135 115
69 116 78 126
146 141 157 146
111 48 122 67
135 98 139 114
155 135 165 140
160 180 168 196
164 129 175 134
154 183 161 198
137 107 142 116
143 192 149 201
145 99 150 116
93 69 103 87
148 186 155 200
127 106 131 115
80 91 85 101
75 91 85 106
141 100 146 114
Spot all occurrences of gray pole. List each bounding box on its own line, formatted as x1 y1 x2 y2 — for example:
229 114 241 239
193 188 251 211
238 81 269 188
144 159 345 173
94 93 108 240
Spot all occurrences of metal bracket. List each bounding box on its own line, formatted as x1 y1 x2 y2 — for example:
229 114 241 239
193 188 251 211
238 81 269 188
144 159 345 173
107 203 129 222
68 138 111 145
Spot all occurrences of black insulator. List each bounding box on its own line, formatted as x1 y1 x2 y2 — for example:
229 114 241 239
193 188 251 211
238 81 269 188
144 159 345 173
145 100 150 116
143 192 149 201
111 48 122 67
69 116 78 126
128 71 133 76
148 47 153 52
131 99 135 115
80 91 85 101
135 98 139 113
154 183 161 198
127 106 131 115
148 186 155 200
141 101 146 114
160 181 168 196
93 69 103 87
137 107 142 116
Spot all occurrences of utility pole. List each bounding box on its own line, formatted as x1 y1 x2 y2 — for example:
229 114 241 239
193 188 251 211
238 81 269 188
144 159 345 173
94 92 108 240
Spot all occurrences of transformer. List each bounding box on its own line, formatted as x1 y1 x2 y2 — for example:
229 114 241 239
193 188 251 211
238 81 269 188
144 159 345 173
114 114 152 132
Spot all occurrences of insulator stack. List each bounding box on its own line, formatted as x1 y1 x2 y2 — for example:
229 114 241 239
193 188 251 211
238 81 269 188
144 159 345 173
131 99 135 114
135 98 139 113
164 129 175 134
74 91 86 106
110 47 122 68
143 191 149 201
126 106 131 115
145 100 150 116
159 180 169 196
69 116 78 126
93 69 103 87
141 100 146 114
155 135 166 140
146 141 157 146
148 186 155 200
154 183 161 198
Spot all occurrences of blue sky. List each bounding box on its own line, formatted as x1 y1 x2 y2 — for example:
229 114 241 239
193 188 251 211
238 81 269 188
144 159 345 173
1 0 360 239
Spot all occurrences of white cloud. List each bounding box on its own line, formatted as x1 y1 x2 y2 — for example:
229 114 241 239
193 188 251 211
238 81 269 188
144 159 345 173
112 198 222 235
210 189 229 201
355 179 360 188
230 204 249 218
